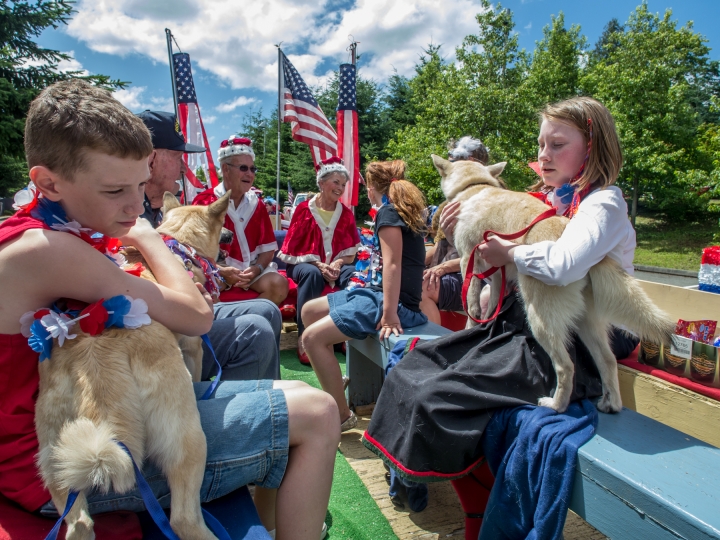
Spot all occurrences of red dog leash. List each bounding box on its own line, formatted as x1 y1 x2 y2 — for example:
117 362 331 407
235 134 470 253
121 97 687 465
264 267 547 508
461 207 557 324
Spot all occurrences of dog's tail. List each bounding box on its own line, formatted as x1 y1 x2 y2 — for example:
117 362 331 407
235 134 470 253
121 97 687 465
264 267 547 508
588 257 675 345
51 418 136 495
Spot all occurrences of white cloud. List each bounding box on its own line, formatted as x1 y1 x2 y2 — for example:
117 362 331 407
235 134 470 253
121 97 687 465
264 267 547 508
66 0 486 92
24 51 90 75
113 85 174 112
203 114 217 124
215 96 258 113
56 52 90 75
524 22 532 31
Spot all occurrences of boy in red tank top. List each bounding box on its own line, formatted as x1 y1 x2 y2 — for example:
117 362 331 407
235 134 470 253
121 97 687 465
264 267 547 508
0 80 339 540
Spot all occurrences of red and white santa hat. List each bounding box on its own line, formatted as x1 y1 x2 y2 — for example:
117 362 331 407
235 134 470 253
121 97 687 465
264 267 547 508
315 156 349 185
218 135 255 161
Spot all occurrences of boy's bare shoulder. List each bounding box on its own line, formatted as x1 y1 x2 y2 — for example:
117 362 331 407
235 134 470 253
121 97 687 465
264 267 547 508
0 227 91 260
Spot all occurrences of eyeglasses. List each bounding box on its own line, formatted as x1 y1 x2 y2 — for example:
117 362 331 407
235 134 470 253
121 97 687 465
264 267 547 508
220 137 251 148
226 163 258 174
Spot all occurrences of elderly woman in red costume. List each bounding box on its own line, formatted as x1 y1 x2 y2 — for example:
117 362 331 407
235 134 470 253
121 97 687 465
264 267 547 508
278 157 360 364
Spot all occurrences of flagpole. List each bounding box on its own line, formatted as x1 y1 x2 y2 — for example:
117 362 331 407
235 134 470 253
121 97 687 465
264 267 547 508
165 28 189 204
275 45 283 230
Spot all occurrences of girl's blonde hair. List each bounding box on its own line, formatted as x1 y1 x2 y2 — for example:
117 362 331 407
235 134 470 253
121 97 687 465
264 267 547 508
535 96 623 192
365 160 427 235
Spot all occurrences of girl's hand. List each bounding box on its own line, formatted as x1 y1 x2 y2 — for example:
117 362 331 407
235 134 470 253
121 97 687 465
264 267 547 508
439 201 461 246
479 235 517 267
377 312 404 340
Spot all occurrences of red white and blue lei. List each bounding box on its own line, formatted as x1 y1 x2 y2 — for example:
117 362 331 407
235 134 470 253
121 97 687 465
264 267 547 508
15 189 151 361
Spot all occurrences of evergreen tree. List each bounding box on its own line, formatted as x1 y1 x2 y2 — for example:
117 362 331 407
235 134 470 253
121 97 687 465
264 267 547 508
0 0 126 197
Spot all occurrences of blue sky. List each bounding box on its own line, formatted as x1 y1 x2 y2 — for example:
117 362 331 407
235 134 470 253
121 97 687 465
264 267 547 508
37 0 720 151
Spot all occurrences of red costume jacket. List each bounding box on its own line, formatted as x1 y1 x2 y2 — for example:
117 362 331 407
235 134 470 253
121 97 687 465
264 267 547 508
278 195 360 265
193 183 277 271
0 211 51 511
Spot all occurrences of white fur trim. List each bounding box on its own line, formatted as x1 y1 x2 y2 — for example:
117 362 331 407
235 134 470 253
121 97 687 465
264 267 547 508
316 162 349 185
224 189 258 264
218 140 255 161
308 195 343 264
276 252 322 264
335 244 360 260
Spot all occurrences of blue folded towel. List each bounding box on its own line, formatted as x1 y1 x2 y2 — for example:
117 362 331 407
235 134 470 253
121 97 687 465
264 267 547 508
479 399 598 540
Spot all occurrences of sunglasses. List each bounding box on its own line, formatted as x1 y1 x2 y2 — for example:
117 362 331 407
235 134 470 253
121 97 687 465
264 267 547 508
226 163 258 173
220 137 250 148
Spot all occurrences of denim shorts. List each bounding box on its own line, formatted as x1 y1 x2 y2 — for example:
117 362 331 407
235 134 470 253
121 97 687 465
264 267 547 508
327 288 428 340
39 379 288 516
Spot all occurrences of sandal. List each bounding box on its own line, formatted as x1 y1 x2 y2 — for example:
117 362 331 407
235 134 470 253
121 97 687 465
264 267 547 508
340 411 358 432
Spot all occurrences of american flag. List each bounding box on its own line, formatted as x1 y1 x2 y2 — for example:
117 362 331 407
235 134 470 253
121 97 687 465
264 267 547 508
173 52 219 202
280 50 337 166
337 63 360 207
287 180 294 205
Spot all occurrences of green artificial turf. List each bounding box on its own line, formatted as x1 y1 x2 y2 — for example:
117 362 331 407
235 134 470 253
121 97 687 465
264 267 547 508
279 349 397 540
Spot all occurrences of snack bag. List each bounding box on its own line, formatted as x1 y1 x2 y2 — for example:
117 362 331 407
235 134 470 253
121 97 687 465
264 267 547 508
675 319 718 345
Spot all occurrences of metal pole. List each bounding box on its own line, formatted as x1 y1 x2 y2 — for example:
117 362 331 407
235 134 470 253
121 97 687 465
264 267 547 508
276 46 282 230
165 28 189 204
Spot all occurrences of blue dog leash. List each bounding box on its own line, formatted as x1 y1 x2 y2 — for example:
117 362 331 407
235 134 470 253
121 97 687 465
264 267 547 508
200 333 221 400
45 442 231 540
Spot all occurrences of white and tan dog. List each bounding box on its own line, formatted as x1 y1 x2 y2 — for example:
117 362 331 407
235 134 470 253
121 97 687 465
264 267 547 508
34 192 232 540
433 155 674 414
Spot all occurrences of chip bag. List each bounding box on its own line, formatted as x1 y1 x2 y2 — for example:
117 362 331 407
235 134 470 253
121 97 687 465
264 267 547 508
675 319 717 345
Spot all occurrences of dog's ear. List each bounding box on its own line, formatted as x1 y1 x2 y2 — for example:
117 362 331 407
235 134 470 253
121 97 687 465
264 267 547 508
162 192 181 214
487 162 507 178
431 154 451 177
208 189 231 218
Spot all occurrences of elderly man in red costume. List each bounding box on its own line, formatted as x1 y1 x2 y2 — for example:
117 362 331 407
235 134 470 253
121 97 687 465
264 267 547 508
193 136 288 305
278 157 360 364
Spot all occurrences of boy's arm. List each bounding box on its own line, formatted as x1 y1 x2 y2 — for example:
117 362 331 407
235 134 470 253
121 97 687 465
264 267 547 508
21 225 213 336
376 225 403 340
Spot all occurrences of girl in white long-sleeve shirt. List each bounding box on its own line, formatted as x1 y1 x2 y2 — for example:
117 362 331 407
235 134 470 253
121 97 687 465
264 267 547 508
478 96 639 359
480 96 635 288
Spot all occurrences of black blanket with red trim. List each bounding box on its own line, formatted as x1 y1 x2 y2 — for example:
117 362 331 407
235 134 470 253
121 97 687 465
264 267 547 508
362 293 603 482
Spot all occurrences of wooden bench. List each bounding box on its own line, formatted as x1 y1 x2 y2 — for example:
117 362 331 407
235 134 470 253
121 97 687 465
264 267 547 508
571 407 720 539
345 320 450 407
348 322 720 539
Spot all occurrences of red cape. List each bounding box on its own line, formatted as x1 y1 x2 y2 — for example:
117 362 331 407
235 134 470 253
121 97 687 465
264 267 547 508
278 196 360 264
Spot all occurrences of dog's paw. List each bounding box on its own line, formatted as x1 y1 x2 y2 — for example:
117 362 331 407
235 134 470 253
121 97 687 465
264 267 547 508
538 396 568 413
66 520 95 540
596 391 622 414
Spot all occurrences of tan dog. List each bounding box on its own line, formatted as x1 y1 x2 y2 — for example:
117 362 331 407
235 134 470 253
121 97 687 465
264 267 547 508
124 191 232 381
34 192 231 540
433 155 674 414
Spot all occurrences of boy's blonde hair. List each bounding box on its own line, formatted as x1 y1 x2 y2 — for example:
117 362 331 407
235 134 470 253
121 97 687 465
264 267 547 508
25 80 153 180
365 160 427 235
538 96 623 192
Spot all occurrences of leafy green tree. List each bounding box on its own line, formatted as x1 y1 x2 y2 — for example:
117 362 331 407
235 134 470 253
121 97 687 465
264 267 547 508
0 0 126 197
388 2 537 200
524 13 585 107
581 3 720 223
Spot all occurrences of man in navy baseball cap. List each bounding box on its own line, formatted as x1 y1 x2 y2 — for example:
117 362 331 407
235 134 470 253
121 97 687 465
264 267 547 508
136 110 206 227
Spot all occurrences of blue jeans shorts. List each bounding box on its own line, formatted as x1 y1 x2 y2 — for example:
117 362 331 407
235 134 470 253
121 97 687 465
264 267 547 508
327 288 428 340
39 379 289 516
